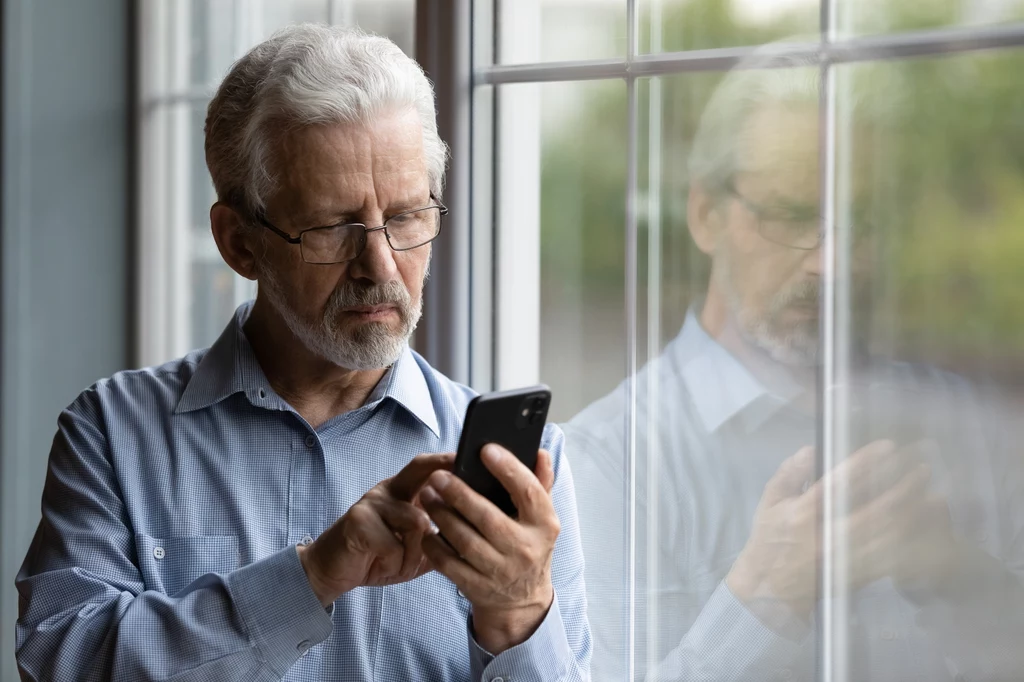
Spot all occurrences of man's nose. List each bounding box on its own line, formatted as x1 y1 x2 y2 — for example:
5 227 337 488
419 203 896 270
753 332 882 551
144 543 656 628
348 222 398 284
801 233 832 281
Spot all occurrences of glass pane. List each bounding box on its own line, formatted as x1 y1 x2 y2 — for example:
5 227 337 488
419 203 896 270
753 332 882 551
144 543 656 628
344 0 417 55
531 78 627 422
510 76 626 677
190 0 238 89
187 101 247 350
640 0 819 54
487 0 627 65
837 0 1024 36
830 50 1024 679
562 46 1024 681
260 0 330 36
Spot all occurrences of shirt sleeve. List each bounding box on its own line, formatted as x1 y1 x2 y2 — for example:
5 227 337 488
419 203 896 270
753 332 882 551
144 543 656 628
564 418 809 682
15 391 334 682
466 424 592 681
645 581 808 682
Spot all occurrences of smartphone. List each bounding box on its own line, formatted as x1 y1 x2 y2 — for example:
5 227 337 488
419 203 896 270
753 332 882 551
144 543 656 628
453 385 552 517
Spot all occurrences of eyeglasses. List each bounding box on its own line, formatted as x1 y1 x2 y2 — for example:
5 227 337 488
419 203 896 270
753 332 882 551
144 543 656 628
724 183 873 251
724 183 824 250
257 196 448 265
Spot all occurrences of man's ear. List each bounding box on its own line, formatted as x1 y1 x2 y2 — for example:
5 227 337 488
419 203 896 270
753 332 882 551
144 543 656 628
687 181 723 257
211 202 261 281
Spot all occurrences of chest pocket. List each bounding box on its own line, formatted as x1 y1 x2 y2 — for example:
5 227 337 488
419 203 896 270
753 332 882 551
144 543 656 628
135 534 240 596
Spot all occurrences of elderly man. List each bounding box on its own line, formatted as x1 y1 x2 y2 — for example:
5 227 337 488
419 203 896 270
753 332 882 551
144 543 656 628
564 49 1024 682
16 25 590 682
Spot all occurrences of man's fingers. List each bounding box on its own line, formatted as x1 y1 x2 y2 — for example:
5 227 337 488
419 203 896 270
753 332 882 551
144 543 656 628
376 499 432 535
424 473 515 552
421 484 506 570
387 452 456 501
421 532 487 595
763 446 815 506
399 530 427 579
480 444 551 523
536 449 555 494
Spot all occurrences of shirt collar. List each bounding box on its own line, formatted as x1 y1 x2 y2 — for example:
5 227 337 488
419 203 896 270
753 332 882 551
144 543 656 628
175 302 269 414
365 345 440 437
175 302 441 437
670 308 802 433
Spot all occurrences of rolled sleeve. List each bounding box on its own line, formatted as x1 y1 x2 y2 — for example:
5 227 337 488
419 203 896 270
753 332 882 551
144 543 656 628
468 594 575 682
649 581 808 682
224 545 334 678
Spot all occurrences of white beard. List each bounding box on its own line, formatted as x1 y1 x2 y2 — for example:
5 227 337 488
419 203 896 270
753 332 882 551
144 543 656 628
257 264 423 371
718 250 821 367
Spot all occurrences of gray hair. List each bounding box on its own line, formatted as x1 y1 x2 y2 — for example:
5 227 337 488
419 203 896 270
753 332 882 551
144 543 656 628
688 42 822 191
687 37 893 191
205 23 449 217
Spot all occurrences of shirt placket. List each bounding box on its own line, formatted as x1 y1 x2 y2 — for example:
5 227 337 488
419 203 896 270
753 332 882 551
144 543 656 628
288 428 328 670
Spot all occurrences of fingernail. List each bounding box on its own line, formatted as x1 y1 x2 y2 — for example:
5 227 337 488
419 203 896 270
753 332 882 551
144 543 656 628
421 485 441 503
482 444 505 465
430 471 451 491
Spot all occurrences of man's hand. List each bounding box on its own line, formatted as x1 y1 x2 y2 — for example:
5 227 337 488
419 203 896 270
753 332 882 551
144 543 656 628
726 439 941 619
419 445 560 655
298 452 454 607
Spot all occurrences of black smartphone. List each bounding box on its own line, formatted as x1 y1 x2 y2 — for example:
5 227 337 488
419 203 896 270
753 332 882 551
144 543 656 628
453 385 552 517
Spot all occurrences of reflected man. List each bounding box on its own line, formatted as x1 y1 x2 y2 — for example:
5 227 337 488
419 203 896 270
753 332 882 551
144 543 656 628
564 49 1024 682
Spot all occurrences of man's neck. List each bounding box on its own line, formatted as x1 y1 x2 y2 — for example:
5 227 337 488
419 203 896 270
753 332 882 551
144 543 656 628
244 298 388 429
699 285 817 407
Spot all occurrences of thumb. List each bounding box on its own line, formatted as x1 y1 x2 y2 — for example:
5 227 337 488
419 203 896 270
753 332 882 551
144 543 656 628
761 446 816 507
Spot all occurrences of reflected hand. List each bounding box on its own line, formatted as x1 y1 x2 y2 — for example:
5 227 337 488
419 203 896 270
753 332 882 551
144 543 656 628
420 445 560 655
298 452 455 606
728 440 956 619
726 444 822 618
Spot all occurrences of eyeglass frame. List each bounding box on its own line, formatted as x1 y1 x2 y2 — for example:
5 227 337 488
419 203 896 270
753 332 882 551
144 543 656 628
721 181 825 251
254 194 449 264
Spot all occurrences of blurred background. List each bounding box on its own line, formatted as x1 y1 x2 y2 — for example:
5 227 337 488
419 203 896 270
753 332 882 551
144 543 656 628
3 0 1024 680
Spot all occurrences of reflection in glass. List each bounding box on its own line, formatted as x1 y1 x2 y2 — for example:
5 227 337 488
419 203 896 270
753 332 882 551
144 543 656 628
562 42 1024 682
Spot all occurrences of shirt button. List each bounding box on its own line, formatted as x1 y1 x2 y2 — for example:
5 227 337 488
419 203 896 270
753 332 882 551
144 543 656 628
258 388 267 399
300 535 314 547
304 435 317 448
297 639 310 653
491 677 506 682
153 546 165 560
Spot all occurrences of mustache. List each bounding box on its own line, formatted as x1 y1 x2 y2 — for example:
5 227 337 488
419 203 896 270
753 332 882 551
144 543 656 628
327 279 412 311
774 281 820 309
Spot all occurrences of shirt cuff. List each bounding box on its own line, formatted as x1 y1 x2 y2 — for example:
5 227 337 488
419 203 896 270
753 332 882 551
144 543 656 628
224 545 334 678
684 581 808 676
468 593 573 682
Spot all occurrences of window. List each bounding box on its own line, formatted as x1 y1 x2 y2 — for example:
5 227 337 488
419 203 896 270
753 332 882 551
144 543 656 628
473 1 1024 680
137 0 415 366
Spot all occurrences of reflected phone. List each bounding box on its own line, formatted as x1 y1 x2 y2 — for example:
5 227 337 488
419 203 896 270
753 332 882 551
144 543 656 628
453 385 552 517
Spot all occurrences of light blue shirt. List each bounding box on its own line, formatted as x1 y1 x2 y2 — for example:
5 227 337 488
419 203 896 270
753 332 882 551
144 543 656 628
563 311 1024 682
16 302 592 682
